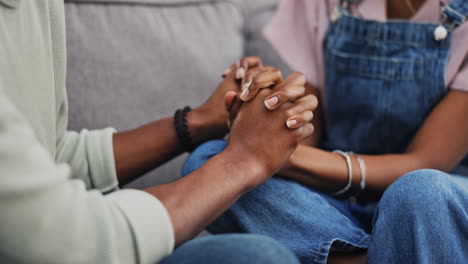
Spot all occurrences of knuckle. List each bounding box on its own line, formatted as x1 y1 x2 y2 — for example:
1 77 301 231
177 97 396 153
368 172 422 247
252 76 260 86
291 72 306 84
277 91 288 102
258 88 272 97
274 70 283 80
304 110 314 120
280 87 291 97
281 101 294 110
311 94 319 104
294 129 303 139
304 94 318 108
285 108 296 117
295 116 305 124
308 124 315 136
298 86 306 96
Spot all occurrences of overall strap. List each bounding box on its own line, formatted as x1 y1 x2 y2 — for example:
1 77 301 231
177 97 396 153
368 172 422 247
443 0 468 28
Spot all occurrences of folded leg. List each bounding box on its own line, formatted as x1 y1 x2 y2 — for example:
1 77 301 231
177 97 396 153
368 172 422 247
184 140 371 264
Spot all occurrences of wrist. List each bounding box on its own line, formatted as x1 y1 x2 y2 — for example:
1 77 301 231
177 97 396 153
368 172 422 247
188 106 228 144
217 147 269 191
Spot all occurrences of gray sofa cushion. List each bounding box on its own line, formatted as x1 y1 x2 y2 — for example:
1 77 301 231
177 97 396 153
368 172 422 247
65 0 290 188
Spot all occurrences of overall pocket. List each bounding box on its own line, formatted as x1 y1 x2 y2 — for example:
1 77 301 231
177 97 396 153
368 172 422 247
324 46 439 154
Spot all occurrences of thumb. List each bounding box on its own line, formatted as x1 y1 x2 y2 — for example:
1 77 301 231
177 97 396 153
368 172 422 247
224 91 237 112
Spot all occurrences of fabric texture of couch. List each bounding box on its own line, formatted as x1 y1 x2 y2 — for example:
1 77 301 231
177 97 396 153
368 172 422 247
64 0 290 189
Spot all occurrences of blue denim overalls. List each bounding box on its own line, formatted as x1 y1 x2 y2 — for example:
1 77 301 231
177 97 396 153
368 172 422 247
182 0 468 263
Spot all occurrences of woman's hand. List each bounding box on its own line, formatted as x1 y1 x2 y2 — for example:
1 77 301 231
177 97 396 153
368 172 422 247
225 72 318 187
225 64 293 128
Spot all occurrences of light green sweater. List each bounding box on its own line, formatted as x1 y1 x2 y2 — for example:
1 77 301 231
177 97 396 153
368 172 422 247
0 0 174 263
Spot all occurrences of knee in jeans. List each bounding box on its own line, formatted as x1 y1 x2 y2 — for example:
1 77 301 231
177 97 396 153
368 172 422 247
226 234 298 263
379 169 453 214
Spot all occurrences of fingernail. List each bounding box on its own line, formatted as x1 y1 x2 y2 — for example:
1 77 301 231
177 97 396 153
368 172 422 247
240 88 250 101
236 67 245 79
264 96 279 109
222 67 232 77
242 79 252 91
287 119 298 128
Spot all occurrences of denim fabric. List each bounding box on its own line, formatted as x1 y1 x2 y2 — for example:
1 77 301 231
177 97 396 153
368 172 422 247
322 10 450 155
159 234 300 264
369 169 468 263
182 1 468 263
183 141 468 264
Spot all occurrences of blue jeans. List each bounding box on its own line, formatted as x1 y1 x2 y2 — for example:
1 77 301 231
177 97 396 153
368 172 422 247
183 140 468 264
159 234 300 264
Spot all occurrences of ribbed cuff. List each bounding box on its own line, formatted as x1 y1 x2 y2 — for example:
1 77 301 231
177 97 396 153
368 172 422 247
86 128 119 193
107 190 175 264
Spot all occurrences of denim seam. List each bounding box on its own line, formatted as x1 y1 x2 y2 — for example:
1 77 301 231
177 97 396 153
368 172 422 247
328 49 425 80
334 15 452 48
332 27 448 48
313 235 371 264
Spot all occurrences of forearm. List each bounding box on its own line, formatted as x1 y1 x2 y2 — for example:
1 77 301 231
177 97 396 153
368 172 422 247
0 91 173 263
144 150 263 245
283 145 424 197
284 91 468 197
113 108 223 185
113 117 183 185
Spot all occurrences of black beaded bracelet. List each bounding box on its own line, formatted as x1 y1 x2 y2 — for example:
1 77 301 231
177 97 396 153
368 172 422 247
174 106 195 152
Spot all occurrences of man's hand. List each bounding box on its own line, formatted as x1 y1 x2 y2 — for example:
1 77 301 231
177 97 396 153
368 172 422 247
225 73 318 186
188 57 263 144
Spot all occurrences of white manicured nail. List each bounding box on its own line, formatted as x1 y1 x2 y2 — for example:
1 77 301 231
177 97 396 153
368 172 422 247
240 88 250 101
264 96 279 109
287 119 298 128
236 67 245 79
243 79 252 91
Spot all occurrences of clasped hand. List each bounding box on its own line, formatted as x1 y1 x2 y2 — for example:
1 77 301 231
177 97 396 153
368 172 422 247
212 57 318 185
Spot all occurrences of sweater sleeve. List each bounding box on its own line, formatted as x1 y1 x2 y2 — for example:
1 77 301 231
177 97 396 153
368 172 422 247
53 81 119 192
0 89 174 264
55 126 119 193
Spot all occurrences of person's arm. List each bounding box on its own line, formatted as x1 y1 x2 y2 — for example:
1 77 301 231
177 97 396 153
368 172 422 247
281 90 468 198
146 72 316 245
0 89 174 264
0 72 316 262
112 64 239 185
114 57 268 185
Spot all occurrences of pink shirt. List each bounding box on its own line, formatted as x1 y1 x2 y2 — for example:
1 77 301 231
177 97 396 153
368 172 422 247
264 0 468 92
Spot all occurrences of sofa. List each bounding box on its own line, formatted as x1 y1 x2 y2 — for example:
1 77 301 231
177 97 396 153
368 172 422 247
64 0 291 189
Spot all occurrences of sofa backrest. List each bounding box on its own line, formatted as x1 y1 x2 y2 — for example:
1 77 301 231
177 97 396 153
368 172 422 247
65 0 290 188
